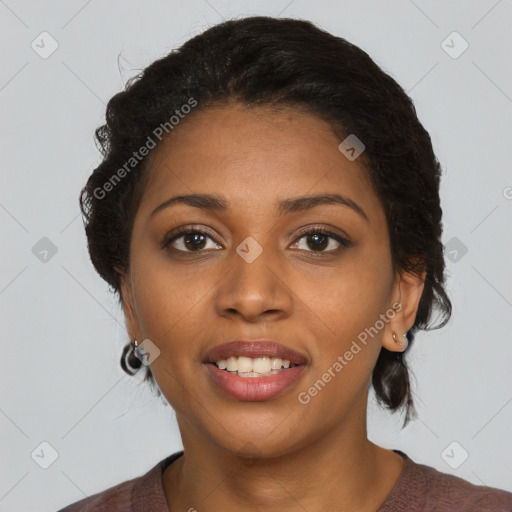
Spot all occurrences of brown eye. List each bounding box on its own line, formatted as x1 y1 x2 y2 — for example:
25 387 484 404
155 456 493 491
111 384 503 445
181 232 207 251
290 227 351 254
305 233 329 251
162 228 222 253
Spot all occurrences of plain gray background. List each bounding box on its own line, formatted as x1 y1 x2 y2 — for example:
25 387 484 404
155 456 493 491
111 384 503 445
1 0 511 510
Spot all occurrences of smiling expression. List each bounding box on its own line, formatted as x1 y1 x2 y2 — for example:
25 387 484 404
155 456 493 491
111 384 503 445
119 102 420 457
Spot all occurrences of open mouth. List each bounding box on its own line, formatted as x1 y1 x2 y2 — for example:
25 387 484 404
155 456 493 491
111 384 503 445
213 356 300 378
206 359 306 401
204 340 308 400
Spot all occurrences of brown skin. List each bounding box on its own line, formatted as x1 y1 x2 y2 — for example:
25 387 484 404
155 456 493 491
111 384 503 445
119 103 425 511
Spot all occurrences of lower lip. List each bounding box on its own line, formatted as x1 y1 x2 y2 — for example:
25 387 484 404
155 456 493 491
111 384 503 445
205 363 306 401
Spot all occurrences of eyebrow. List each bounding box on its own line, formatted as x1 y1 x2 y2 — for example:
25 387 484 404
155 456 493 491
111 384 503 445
150 193 369 222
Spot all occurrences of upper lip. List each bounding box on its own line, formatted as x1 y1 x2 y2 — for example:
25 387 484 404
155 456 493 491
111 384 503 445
204 340 308 365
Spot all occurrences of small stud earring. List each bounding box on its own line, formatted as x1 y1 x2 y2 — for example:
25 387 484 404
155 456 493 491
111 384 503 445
392 331 408 350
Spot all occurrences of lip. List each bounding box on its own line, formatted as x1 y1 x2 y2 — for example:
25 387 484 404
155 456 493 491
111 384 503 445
204 340 308 365
205 363 307 401
203 340 308 401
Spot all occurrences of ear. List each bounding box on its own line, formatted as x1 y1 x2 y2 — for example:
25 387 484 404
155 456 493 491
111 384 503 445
116 266 142 342
382 266 426 353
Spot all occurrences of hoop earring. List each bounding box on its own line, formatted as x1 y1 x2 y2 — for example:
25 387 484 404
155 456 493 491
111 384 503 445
133 339 144 361
125 340 142 372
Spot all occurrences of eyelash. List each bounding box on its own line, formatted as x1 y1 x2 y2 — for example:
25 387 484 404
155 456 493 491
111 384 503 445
161 224 352 256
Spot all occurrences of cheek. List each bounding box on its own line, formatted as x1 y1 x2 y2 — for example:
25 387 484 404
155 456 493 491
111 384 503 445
298 249 391 331
130 265 205 409
135 234 206 298
129 253 209 357
293 248 392 380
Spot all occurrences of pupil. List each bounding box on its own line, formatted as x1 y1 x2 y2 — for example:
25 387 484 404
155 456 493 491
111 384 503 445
308 233 327 251
185 233 206 250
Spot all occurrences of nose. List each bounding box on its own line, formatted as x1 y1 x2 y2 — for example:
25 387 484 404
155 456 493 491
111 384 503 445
213 241 293 323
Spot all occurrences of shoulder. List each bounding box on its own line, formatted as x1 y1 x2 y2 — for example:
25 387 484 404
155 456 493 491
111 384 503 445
423 465 512 511
379 450 512 512
55 451 183 512
55 477 134 512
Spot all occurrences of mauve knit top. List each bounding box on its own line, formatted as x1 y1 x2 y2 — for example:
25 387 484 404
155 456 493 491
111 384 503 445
56 450 512 511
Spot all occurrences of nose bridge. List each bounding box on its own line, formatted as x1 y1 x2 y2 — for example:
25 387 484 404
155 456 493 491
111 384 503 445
214 234 291 320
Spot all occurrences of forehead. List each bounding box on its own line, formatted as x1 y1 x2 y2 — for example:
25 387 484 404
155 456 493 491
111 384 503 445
138 104 383 225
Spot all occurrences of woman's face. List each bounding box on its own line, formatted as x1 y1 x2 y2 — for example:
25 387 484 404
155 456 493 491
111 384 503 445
120 103 424 458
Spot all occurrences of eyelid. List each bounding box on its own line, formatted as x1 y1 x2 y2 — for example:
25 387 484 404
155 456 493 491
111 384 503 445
292 223 351 243
162 223 352 253
290 224 352 252
161 224 220 249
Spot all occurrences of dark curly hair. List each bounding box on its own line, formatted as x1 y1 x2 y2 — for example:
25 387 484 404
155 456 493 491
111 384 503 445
79 16 451 426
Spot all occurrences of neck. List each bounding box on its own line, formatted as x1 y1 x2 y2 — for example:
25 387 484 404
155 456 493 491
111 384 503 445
163 412 404 512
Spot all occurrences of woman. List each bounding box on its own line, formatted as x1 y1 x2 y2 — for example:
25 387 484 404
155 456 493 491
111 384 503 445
58 16 512 512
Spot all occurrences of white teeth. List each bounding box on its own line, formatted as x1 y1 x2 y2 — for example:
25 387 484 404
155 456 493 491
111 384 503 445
226 356 238 372
271 357 283 370
215 356 296 374
237 356 253 373
252 357 271 373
